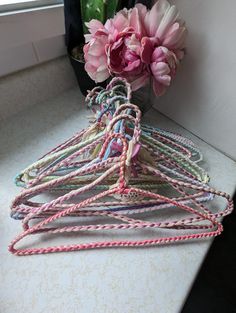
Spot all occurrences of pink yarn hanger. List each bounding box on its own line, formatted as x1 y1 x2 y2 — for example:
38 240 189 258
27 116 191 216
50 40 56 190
9 78 234 256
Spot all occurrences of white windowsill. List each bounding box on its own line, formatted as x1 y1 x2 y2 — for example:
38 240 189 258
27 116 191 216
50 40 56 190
0 3 64 18
1 89 236 313
0 4 67 77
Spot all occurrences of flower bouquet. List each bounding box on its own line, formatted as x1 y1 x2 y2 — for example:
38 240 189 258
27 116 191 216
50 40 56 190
84 0 187 98
67 0 187 110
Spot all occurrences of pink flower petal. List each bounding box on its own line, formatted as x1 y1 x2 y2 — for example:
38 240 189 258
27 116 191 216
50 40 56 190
124 59 141 72
95 66 110 82
84 34 92 43
156 4 179 40
151 61 170 77
125 34 141 53
162 23 187 49
135 3 148 21
156 74 171 85
84 63 97 80
87 56 100 68
140 37 155 64
173 28 187 50
152 79 167 96
85 19 104 34
83 43 89 56
144 0 170 37
87 44 104 57
151 46 165 62
129 7 143 35
134 4 148 36
110 37 123 50
95 71 109 83
111 11 129 32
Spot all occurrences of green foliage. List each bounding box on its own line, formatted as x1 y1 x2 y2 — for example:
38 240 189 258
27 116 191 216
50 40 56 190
106 0 119 19
80 0 120 34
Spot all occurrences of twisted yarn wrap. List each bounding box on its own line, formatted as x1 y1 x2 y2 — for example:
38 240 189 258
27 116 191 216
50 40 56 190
9 77 234 256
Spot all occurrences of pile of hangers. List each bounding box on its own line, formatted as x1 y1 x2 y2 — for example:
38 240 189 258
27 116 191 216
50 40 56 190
9 77 233 256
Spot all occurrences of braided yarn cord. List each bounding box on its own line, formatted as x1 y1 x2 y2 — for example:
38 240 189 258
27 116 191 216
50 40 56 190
9 78 234 256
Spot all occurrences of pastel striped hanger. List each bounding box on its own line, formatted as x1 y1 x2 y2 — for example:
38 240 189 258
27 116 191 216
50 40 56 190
9 78 234 256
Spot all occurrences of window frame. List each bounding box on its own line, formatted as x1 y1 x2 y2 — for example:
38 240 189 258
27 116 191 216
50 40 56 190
0 3 66 77
0 0 63 13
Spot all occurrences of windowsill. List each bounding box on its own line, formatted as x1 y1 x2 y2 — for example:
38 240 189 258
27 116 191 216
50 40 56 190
0 4 66 77
0 3 63 16
1 88 236 312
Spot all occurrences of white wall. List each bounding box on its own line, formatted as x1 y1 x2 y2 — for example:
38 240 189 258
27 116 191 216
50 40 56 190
0 5 66 77
153 0 236 161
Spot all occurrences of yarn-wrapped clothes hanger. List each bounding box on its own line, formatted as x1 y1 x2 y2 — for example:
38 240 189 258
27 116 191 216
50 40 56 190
9 79 233 255
12 84 211 223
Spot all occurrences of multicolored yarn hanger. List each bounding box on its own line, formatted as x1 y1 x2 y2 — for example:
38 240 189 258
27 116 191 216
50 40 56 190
9 78 233 256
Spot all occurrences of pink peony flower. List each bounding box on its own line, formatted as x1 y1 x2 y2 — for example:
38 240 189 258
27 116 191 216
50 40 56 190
83 0 187 96
84 11 150 89
106 30 150 90
107 31 141 74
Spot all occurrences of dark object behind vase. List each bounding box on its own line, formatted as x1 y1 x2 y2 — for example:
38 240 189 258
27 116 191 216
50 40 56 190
63 0 153 95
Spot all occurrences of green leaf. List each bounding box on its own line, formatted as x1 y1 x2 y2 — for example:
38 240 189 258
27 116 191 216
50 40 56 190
106 0 119 19
80 0 121 34
80 0 105 33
